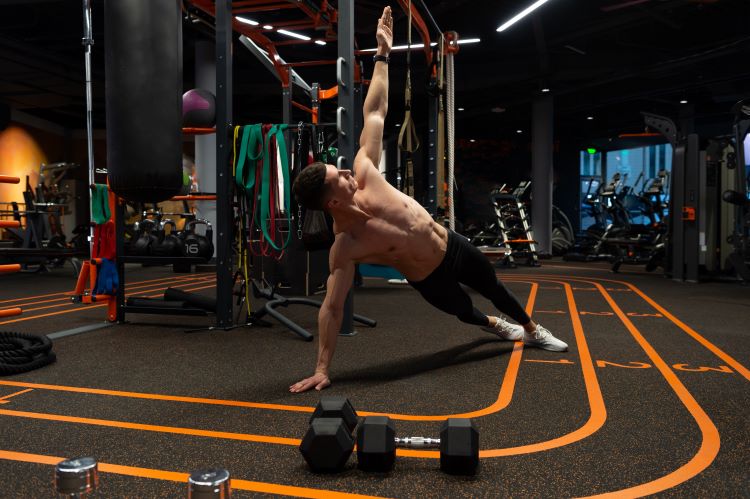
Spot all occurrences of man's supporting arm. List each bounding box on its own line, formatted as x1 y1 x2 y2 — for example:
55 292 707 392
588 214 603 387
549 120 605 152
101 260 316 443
315 256 354 376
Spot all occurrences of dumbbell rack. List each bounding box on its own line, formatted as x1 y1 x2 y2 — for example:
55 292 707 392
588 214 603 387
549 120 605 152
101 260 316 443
0 175 23 319
490 181 539 267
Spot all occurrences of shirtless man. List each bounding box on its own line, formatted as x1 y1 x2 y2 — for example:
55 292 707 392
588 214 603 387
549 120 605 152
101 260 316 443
289 6 567 393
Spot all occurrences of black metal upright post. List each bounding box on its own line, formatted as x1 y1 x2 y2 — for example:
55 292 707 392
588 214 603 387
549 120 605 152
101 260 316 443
338 0 356 336
115 201 125 322
684 134 700 282
427 79 439 216
279 69 307 296
215 0 233 327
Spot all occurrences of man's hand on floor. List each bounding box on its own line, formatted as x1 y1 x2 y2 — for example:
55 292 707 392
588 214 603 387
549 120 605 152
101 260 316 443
289 372 331 393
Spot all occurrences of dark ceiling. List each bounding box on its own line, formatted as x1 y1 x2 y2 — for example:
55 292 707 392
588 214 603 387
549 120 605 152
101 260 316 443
1 0 748 148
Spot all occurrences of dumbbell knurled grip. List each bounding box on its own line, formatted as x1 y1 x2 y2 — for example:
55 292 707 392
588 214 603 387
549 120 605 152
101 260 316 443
395 437 440 448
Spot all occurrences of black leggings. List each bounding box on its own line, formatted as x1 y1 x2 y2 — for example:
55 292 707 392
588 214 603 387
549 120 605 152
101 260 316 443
408 230 531 326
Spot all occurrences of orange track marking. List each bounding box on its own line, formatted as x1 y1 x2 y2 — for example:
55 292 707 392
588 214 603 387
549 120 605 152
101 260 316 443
0 450 385 498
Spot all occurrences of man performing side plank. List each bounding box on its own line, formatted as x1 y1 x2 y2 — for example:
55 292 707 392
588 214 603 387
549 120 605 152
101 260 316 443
290 6 567 393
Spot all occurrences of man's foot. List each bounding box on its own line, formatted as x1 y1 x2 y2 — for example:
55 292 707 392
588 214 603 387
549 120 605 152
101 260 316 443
523 324 568 352
481 316 524 341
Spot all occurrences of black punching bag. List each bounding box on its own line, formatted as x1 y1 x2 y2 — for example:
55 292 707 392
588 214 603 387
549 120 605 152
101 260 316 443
105 0 183 202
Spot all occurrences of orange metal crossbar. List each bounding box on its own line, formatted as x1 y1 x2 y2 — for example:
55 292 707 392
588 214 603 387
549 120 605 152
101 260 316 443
182 127 216 135
0 221 20 229
319 86 338 100
0 264 21 274
0 175 20 184
0 308 22 318
292 101 315 115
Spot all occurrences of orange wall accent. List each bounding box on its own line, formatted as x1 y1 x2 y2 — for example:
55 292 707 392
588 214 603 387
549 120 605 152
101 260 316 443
0 126 48 203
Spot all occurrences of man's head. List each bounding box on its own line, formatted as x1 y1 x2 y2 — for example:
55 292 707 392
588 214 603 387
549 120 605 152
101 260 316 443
293 162 357 211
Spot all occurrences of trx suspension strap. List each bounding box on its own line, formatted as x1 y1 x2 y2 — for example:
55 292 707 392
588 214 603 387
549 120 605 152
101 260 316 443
398 0 419 197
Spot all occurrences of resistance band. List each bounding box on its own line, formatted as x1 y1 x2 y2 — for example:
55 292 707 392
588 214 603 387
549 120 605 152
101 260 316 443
398 0 419 197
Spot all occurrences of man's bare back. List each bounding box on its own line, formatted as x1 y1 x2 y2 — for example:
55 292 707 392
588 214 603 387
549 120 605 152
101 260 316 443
333 170 448 282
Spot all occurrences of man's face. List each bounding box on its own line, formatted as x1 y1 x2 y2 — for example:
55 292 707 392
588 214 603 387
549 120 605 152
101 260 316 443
324 164 358 208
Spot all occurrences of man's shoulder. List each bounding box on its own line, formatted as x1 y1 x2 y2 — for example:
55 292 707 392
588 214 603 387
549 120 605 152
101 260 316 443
330 231 372 267
354 153 386 186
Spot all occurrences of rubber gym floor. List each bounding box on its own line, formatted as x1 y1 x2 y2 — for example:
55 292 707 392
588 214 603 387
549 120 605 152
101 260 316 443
0 261 748 498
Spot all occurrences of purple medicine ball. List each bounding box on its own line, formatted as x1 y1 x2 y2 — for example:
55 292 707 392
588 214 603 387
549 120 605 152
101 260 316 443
182 88 216 127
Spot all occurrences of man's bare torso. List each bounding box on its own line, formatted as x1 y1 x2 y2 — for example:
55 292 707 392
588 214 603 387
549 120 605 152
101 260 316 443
332 175 448 282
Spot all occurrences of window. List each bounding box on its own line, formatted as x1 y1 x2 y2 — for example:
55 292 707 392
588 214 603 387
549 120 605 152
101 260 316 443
579 144 672 229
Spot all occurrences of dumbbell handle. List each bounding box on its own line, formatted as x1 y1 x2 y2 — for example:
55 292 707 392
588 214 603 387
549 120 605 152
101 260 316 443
395 437 440 448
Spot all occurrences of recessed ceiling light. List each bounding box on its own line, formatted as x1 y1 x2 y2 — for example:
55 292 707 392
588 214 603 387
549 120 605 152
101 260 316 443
263 25 274 30
469 139 476 143
680 99 688 104
516 129 523 134
315 40 327 46
587 116 594 120
362 38 480 53
541 88 550 93
457 107 465 111
395 123 401 127
235 16 259 26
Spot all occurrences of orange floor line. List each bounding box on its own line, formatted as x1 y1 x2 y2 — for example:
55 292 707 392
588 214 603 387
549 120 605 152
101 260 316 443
0 273 211 306
4 274 214 314
504 275 721 496
0 282 216 326
361 281 538 420
0 389 33 403
578 281 720 498
0 408 301 446
625 283 750 382
513 273 750 383
0 279 610 461
0 450 385 499
0 282 538 422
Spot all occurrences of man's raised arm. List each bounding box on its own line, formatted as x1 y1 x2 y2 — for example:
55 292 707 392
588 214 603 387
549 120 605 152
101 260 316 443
355 6 393 178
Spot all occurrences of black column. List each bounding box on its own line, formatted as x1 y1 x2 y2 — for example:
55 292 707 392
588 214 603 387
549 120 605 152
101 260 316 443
532 95 554 255
215 0 233 327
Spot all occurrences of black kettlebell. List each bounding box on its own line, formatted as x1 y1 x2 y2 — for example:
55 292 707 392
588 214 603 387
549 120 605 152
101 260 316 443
182 219 214 261
133 219 159 256
152 219 183 257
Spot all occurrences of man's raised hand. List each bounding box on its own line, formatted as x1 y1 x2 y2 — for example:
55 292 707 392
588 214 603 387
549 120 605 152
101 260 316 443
376 6 393 55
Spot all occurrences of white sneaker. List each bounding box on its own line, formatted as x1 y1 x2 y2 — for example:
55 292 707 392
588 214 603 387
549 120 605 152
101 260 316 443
481 316 524 341
523 325 568 352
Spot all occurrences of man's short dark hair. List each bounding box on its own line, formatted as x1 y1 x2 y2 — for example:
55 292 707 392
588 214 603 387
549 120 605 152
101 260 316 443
292 161 331 211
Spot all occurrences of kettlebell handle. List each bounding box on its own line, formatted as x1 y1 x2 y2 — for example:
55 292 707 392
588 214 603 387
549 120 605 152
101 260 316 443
139 218 157 231
160 219 177 234
186 219 212 234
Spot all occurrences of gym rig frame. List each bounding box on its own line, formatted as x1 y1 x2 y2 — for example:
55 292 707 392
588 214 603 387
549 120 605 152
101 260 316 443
95 0 453 332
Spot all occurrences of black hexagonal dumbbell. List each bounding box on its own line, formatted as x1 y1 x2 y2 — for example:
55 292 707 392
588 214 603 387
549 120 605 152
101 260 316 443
299 396 359 473
356 416 479 475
